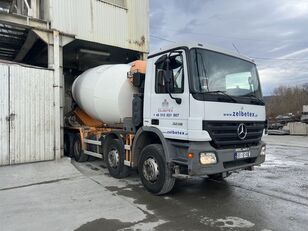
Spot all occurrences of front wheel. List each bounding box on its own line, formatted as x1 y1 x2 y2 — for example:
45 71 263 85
138 144 175 195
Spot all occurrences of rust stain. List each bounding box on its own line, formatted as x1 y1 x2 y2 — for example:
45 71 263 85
134 36 145 47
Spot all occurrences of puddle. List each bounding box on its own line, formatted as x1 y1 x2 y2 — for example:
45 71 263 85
200 216 255 229
75 218 132 231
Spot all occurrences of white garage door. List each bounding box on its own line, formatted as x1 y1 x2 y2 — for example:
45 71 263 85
0 63 55 166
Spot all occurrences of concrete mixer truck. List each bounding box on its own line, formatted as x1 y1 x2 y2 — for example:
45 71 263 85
64 42 267 195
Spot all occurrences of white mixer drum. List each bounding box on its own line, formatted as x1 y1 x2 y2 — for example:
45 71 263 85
72 64 137 124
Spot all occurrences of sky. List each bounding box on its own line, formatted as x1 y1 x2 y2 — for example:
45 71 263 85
149 0 308 95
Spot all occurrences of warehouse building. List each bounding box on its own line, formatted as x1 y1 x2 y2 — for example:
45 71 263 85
0 0 149 165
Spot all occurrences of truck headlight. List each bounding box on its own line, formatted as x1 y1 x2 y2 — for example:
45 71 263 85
200 152 217 165
260 146 266 156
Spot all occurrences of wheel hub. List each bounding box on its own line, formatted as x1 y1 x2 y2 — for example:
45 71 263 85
143 157 159 183
108 149 119 168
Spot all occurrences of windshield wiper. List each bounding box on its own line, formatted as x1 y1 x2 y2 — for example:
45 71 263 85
205 90 238 103
244 93 265 105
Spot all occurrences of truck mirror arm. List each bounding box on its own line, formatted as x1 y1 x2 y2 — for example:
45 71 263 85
168 90 182 104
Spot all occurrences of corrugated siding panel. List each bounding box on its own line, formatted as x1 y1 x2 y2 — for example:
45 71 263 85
49 0 149 53
0 64 9 166
92 0 128 48
127 0 149 52
9 65 55 164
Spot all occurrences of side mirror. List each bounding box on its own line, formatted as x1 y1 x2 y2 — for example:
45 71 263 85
164 57 173 91
157 69 165 81
156 56 182 105
164 69 172 86
155 54 168 65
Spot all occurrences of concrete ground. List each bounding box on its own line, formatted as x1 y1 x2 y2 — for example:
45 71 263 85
0 135 307 231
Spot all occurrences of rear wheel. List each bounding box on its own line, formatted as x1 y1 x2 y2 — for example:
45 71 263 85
64 132 75 157
72 133 88 162
106 139 129 178
64 133 70 157
138 144 175 195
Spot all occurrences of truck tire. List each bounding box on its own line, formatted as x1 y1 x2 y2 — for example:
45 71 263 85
138 144 175 195
64 133 70 157
72 133 88 162
106 139 129 179
64 133 74 157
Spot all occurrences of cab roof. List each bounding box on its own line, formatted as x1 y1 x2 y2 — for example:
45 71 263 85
148 42 254 63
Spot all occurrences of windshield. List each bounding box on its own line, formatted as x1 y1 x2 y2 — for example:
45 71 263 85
190 48 262 98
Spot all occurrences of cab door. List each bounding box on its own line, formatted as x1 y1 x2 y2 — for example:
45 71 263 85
149 50 189 140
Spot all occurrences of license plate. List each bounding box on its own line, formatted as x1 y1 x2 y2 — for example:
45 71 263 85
234 148 251 160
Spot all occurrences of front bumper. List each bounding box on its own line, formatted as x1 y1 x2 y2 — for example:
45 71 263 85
185 141 266 176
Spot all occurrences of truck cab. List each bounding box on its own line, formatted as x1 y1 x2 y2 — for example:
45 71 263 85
133 43 266 193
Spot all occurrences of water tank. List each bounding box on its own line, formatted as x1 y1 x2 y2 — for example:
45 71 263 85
72 64 137 124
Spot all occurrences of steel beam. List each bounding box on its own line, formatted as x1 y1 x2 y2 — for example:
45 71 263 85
48 31 64 159
14 30 38 61
0 11 48 30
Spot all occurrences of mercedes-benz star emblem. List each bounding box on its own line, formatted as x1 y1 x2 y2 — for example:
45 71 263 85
237 123 248 140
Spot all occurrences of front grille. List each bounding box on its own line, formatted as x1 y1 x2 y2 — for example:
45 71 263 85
203 121 265 149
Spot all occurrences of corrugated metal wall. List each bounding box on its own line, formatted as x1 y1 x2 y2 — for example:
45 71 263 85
9 65 55 164
127 0 149 52
0 63 55 166
48 0 149 53
0 64 9 166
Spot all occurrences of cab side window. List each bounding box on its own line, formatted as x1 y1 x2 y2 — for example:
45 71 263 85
155 54 184 94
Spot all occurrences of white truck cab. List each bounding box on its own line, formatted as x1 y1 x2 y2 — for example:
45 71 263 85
133 43 266 192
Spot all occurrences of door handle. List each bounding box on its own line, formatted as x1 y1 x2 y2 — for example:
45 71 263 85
151 119 159 125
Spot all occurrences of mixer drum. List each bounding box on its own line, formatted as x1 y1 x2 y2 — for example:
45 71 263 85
72 64 137 124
